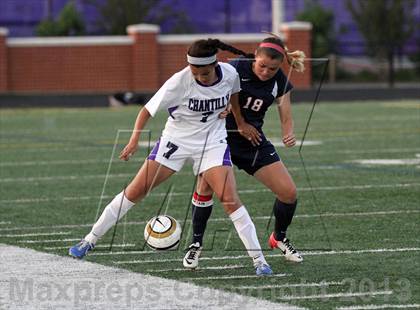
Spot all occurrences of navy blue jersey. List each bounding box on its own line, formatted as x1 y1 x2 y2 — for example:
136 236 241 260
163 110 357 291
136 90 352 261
226 57 293 137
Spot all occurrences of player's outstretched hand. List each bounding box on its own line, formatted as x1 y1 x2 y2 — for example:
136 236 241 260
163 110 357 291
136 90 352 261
119 141 139 161
238 123 262 146
282 133 296 147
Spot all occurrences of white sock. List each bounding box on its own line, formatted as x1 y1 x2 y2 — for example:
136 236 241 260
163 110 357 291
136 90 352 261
85 191 135 244
229 206 267 266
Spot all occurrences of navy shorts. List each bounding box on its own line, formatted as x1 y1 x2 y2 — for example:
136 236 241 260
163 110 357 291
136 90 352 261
227 134 280 175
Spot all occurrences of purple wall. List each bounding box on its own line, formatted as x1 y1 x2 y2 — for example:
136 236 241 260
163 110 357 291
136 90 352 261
0 0 101 35
284 0 420 55
284 0 366 54
165 0 271 33
1 0 419 55
0 0 272 35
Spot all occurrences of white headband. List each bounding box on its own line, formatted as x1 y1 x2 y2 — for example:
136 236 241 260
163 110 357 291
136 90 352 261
187 54 217 65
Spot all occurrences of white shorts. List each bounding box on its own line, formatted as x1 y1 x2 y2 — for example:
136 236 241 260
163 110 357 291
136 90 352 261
147 136 232 175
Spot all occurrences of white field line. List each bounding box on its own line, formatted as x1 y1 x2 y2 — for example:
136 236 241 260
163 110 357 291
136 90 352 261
89 250 156 256
2 182 420 205
2 231 70 238
0 170 194 183
303 247 420 256
352 159 420 165
16 238 80 244
0 173 133 183
0 146 140 154
4 114 418 132
43 243 136 250
1 209 419 232
114 255 241 265
2 147 420 167
277 290 393 300
324 116 420 122
235 183 420 194
113 248 420 265
0 221 12 225
0 146 106 153
183 274 289 281
272 140 322 147
0 138 318 156
0 159 130 167
149 265 246 273
89 250 211 257
0 222 94 232
337 304 420 310
207 209 420 222
327 147 420 154
0 161 415 184
0 165 343 183
238 281 345 289
74 245 420 258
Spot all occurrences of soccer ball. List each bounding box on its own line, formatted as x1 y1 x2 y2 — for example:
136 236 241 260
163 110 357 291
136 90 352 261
144 215 182 250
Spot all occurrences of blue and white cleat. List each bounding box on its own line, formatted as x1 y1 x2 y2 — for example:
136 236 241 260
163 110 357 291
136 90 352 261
254 261 273 276
69 239 94 259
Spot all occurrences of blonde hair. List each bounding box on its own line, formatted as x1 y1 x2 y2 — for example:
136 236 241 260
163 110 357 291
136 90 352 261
284 46 306 72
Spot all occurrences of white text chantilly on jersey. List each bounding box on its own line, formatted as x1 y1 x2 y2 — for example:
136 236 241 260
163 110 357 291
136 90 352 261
188 94 230 112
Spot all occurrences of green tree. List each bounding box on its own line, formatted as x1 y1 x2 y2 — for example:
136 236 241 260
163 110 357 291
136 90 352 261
36 2 85 36
87 0 194 35
296 0 336 80
347 0 416 87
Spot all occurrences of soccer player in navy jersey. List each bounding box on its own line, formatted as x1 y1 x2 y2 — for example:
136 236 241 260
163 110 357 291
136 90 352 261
184 36 305 268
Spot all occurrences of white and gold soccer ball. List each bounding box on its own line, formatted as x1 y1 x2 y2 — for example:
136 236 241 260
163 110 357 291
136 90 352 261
144 215 182 250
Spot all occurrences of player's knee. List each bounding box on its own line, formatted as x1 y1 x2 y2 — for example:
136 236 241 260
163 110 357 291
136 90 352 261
277 186 297 204
125 186 147 203
197 182 212 195
220 194 236 205
125 191 139 203
221 200 239 213
219 194 239 212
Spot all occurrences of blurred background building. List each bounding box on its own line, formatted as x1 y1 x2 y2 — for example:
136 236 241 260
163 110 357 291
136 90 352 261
1 0 419 56
0 0 419 95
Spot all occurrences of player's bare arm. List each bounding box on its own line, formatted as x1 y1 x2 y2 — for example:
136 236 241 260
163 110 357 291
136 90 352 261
277 92 296 147
230 93 262 146
119 107 152 161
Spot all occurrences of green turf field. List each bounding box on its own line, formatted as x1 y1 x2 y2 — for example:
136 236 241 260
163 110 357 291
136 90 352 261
1 100 419 309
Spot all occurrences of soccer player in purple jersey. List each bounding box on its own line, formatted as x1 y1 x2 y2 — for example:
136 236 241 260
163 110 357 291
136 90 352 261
69 39 272 276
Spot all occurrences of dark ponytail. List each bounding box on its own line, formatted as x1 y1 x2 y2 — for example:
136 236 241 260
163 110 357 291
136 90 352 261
188 38 254 67
207 38 255 59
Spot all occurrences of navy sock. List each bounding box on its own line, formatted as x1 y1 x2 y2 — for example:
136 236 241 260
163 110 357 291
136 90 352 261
273 199 297 241
191 192 213 246
192 205 213 245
